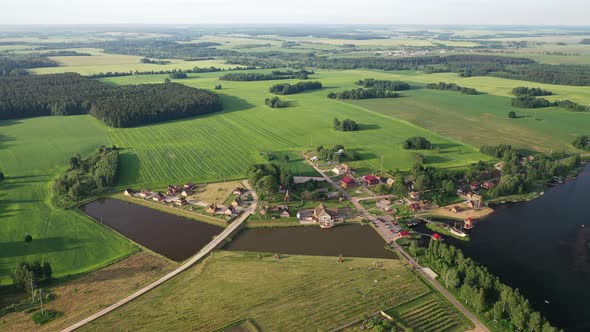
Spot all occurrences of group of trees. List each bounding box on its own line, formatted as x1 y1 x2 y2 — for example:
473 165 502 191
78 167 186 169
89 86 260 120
426 82 478 95
327 88 399 100
0 55 57 76
511 96 554 108
220 70 312 81
86 66 240 79
264 96 287 108
415 240 559 331
269 81 322 95
246 163 293 200
512 86 552 97
355 78 410 91
315 144 359 162
12 261 53 294
140 58 171 65
572 135 590 151
51 146 120 207
333 118 359 131
169 72 188 79
403 137 432 150
0 170 4 182
0 73 223 127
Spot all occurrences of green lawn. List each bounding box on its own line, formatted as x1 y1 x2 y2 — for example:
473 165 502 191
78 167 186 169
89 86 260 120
101 69 488 188
80 251 435 331
0 116 136 283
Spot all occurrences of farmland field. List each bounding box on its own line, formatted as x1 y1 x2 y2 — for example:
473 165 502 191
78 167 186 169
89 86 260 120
0 116 136 283
79 251 470 331
101 69 488 188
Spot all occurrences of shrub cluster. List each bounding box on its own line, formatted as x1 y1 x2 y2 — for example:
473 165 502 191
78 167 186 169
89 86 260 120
333 118 358 131
264 96 287 108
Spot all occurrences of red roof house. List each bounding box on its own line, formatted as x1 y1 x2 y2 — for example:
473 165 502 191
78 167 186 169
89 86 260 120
431 233 442 241
363 175 379 186
398 230 411 237
340 176 356 188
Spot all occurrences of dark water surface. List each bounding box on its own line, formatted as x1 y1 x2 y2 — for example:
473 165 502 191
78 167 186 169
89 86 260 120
80 198 223 261
225 223 396 259
449 165 590 331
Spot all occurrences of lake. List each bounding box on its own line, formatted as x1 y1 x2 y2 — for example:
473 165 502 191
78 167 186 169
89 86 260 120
80 198 223 261
225 223 396 259
450 165 590 331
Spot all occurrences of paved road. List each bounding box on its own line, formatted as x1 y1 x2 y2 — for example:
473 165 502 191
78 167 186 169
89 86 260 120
61 181 258 332
309 163 489 332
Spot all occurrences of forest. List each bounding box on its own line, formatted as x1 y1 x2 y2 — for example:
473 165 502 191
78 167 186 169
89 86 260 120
269 81 322 95
426 82 478 95
51 146 120 208
0 73 222 127
327 88 399 100
512 86 552 97
0 55 58 76
355 78 410 91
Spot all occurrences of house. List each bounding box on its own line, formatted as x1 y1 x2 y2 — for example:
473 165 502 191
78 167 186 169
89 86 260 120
167 185 180 195
151 192 165 202
233 187 246 196
183 182 195 190
386 178 395 187
332 164 350 176
278 185 287 194
279 208 290 218
174 197 188 206
469 181 480 191
231 198 241 207
409 202 420 212
431 233 442 241
123 188 135 196
206 203 218 214
409 191 421 200
310 156 319 162
398 230 411 237
494 162 505 171
313 204 339 228
181 189 192 197
363 175 379 186
340 176 356 188
139 189 151 198
451 205 462 213
464 217 475 229
482 181 496 190
224 206 238 216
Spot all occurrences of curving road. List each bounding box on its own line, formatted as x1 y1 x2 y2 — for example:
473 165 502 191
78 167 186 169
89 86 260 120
61 181 257 332
308 162 489 332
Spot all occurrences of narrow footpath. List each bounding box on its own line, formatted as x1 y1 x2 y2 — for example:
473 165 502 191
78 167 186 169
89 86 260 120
61 181 258 332
309 162 489 332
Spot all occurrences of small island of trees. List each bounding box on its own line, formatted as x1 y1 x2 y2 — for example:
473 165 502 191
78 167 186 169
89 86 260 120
426 82 478 95
264 96 287 108
512 86 552 97
403 137 432 150
355 78 410 91
327 88 399 100
269 81 322 95
333 118 359 131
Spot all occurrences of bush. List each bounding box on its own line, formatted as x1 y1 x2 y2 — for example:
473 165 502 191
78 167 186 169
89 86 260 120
508 111 517 118
572 135 590 151
169 72 188 79
31 310 62 325
264 96 287 108
24 234 32 242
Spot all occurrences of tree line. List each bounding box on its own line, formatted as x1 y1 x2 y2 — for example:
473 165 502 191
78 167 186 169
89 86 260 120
86 66 253 79
408 239 561 331
52 146 120 208
0 55 57 76
511 96 589 112
512 86 552 97
0 73 222 127
333 118 359 131
219 70 312 81
426 82 478 95
264 96 287 108
327 88 399 100
269 81 322 95
355 78 410 91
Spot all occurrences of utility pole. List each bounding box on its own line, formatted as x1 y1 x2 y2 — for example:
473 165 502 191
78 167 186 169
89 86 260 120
380 156 384 176
39 288 44 314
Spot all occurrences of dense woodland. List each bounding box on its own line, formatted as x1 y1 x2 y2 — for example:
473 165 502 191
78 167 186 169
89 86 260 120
52 146 120 208
0 55 57 76
269 81 322 95
101 40 235 59
0 73 222 127
220 70 311 81
246 163 293 200
355 78 410 91
426 82 478 95
327 88 399 100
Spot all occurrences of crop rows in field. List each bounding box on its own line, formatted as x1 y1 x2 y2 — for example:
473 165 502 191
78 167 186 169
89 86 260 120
387 294 467 332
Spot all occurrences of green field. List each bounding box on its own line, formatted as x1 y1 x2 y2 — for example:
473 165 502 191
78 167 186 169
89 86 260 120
80 251 468 331
0 116 136 283
100 69 488 188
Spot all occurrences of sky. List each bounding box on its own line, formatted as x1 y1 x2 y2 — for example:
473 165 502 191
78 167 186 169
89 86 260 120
0 0 588 26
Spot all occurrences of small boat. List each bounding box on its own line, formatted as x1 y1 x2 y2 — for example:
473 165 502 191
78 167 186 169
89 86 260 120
544 300 550 304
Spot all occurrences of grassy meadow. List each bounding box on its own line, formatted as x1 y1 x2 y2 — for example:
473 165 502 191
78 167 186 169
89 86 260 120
99 69 488 188
79 251 470 331
0 116 136 283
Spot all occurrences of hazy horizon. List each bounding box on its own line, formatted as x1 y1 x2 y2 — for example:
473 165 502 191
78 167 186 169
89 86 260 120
1 0 588 26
